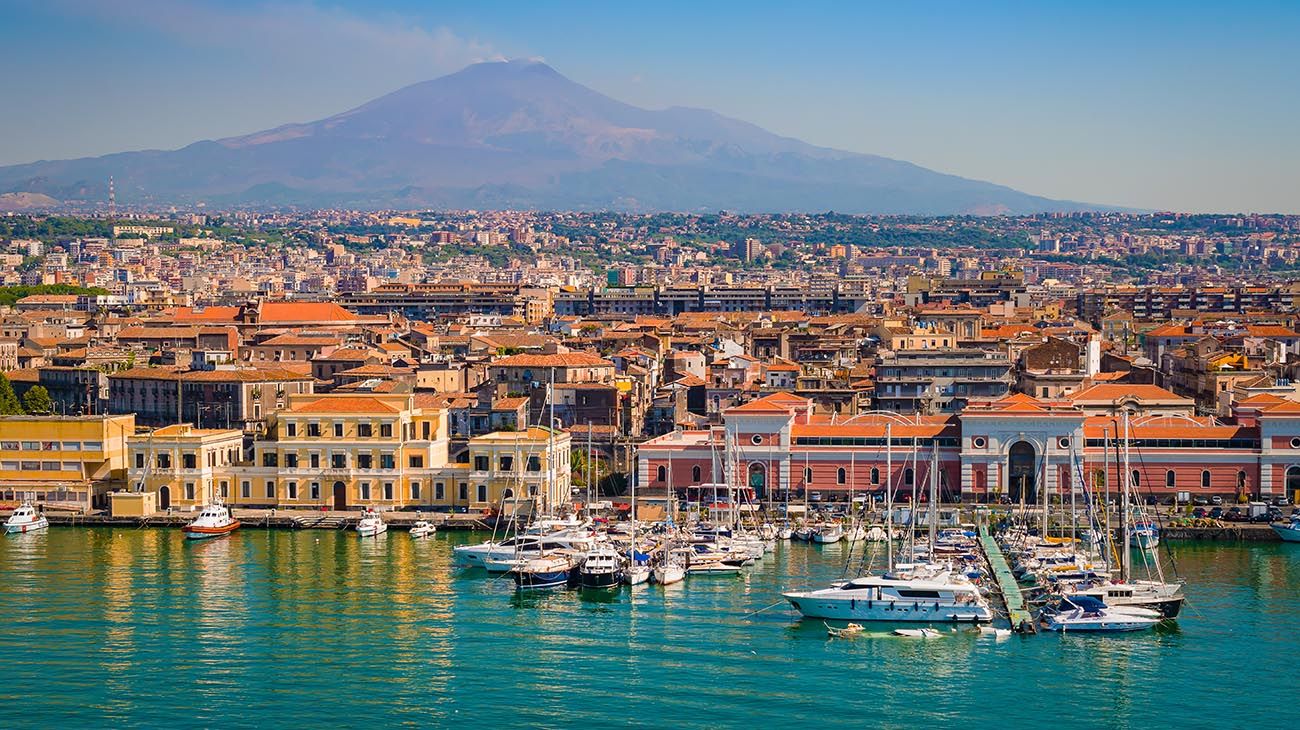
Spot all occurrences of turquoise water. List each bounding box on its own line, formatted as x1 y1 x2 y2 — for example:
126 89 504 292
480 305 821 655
0 528 1296 729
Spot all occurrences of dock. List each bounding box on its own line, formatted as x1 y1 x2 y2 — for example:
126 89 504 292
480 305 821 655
36 509 499 532
978 525 1035 632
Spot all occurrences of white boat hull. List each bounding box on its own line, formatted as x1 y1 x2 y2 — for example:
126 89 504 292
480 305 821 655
654 565 686 585
783 593 992 623
357 524 387 537
4 518 48 534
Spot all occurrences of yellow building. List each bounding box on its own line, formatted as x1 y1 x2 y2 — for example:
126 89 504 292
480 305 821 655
455 427 572 512
0 414 134 510
126 424 244 510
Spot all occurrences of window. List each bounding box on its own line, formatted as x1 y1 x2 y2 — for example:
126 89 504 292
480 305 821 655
500 455 514 471
871 467 880 485
904 468 914 486
411 481 421 500
307 422 321 437
285 453 299 468
331 454 346 469
657 465 667 482
310 482 320 500
1166 470 1176 488
62 441 80 451
380 423 393 438
135 453 145 469
474 455 489 471
692 465 702 482
265 481 275 499
383 482 394 500
1292 438 1300 449
357 423 373 438
477 484 488 502
220 481 229 499
83 441 101 452
360 482 371 500
157 453 171 469
380 454 395 470
802 466 812 484
241 481 251 499
333 423 344 438
435 482 445 500
310 453 320 469
409 455 423 468
1131 470 1141 487
527 455 541 472
837 467 847 485
421 422 430 440
0 441 18 450
182 453 197 469
357 454 373 469
185 482 195 500
458 483 468 501
1201 470 1211 488
287 481 298 500
21 441 39 451
262 452 278 467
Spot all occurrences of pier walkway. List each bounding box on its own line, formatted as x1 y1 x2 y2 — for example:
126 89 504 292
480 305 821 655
978 525 1035 632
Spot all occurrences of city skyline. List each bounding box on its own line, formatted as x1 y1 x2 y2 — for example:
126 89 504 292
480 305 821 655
1 0 1298 213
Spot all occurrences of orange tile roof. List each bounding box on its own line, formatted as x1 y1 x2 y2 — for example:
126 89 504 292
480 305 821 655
289 396 402 414
1069 383 1186 402
259 302 359 323
170 306 241 323
492 352 613 368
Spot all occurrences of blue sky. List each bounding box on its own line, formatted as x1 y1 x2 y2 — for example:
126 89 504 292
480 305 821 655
1 0 1297 212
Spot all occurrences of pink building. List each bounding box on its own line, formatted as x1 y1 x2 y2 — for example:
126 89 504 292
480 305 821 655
636 391 1300 503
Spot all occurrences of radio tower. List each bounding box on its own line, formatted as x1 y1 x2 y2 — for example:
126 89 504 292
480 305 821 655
107 175 116 220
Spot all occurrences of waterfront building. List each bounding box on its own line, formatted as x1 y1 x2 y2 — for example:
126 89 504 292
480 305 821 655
0 414 134 509
126 424 244 509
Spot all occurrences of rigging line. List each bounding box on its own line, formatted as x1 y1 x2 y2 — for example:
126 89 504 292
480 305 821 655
1129 439 1183 580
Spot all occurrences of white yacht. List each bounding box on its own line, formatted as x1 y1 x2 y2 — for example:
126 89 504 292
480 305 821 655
783 574 992 623
1271 515 1300 542
181 502 240 539
356 508 388 537
812 524 844 544
4 502 48 534
1062 579 1185 618
577 545 623 589
409 521 436 539
454 525 596 567
653 550 687 585
1040 595 1162 632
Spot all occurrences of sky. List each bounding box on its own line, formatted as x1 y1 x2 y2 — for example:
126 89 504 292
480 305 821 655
0 0 1297 212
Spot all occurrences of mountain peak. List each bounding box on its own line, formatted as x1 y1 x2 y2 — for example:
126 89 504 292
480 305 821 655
0 61 1101 213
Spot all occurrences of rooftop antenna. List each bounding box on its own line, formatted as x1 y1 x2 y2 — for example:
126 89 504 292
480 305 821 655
108 175 116 220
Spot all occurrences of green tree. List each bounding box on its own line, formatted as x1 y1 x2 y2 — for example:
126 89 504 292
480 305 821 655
0 373 22 415
21 385 53 415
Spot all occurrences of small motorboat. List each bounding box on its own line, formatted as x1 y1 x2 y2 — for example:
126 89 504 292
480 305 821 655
1130 521 1160 550
813 524 844 544
1271 515 1300 542
687 560 742 575
893 628 943 638
4 502 48 534
409 521 436 539
826 622 866 638
1040 595 1162 633
356 508 388 537
511 554 574 590
578 545 623 589
181 502 240 540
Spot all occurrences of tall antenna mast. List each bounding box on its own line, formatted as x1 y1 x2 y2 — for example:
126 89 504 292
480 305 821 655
108 176 116 220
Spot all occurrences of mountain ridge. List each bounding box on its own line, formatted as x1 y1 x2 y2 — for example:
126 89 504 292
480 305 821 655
0 59 1107 213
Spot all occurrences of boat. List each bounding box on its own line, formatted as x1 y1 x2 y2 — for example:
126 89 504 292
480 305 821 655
409 521 436 539
1130 521 1160 550
1063 579 1185 618
893 627 943 638
687 560 742 575
181 502 240 539
356 508 388 537
511 554 574 590
1039 595 1162 632
4 502 48 534
783 574 993 622
812 524 844 544
578 545 623 589
654 547 689 585
624 563 651 586
1271 515 1300 542
826 622 865 638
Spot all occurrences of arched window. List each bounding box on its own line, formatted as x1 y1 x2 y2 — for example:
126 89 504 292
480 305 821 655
904 467 914 486
1201 470 1211 488
1131 470 1141 488
804 467 812 484
1165 470 1176 488
836 467 846 485
502 488 514 500
656 465 666 483
870 467 880 485
691 465 701 483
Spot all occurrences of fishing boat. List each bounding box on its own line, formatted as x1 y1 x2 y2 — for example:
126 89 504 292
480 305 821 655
578 545 622 589
356 508 387 537
181 502 240 539
511 554 574 590
1271 514 1300 542
1039 595 1162 633
4 502 48 534
409 521 436 539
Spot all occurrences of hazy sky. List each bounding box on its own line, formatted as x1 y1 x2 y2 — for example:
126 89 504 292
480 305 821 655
1 0 1297 212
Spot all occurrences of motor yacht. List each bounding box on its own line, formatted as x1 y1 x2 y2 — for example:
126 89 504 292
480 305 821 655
356 508 387 537
783 574 992 623
578 545 623 589
1040 595 1162 632
1271 515 1300 542
4 502 48 534
409 521 436 539
181 502 240 540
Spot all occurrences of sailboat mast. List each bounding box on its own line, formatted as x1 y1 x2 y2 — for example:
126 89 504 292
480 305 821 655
928 440 938 562
885 423 893 569
1122 411 1133 582
1041 437 1050 539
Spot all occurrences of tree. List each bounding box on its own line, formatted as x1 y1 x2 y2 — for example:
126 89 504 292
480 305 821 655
0 374 22 415
21 385 53 415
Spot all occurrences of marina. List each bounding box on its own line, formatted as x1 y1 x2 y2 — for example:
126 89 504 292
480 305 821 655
0 525 1296 727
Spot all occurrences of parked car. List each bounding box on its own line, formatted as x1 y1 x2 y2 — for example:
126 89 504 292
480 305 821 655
1223 507 1245 522
1210 495 1224 505
1275 496 1291 506
1250 511 1276 524
1192 496 1209 506
1209 506 1224 519
1192 507 1209 518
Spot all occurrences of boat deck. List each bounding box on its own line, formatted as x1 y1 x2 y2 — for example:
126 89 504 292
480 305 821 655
978 525 1035 632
